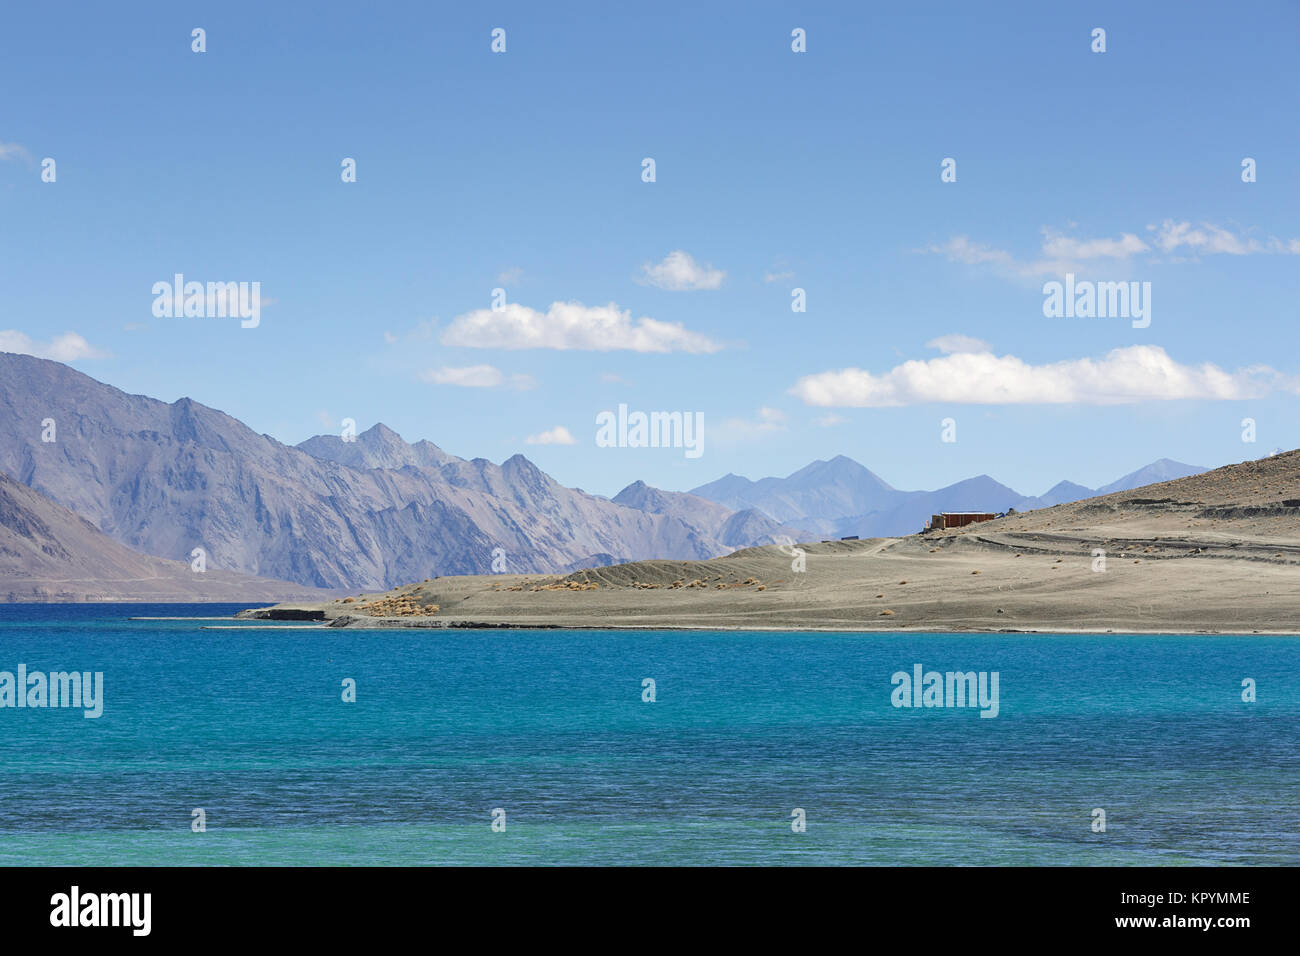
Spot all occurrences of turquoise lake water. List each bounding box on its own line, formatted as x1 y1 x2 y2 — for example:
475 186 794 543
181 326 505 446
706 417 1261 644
0 603 1296 865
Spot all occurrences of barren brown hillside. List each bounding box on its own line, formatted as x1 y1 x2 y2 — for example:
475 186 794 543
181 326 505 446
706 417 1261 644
241 452 1300 634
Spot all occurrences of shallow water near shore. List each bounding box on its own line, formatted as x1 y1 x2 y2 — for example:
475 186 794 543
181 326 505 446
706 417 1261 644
1 603 1296 865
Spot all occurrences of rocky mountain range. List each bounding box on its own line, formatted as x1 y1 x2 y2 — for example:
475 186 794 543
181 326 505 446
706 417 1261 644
0 351 1213 595
0 352 800 591
0 472 322 602
689 456 1208 538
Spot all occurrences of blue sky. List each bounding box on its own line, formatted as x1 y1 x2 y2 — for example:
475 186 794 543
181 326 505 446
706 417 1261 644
2 1 1297 498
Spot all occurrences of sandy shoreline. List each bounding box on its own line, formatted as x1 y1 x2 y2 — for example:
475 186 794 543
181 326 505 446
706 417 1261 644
229 617 1300 636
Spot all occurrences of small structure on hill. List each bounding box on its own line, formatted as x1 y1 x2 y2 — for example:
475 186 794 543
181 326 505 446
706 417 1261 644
928 512 998 531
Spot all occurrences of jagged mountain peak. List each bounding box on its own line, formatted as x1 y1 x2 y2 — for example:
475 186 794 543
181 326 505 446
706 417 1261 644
0 353 795 589
787 454 890 486
356 422 413 448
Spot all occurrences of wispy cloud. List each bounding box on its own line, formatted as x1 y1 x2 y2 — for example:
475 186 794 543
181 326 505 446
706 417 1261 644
0 330 108 361
1151 220 1300 257
1040 229 1149 260
925 333 991 355
525 425 577 445
496 266 524 286
0 142 33 164
421 364 535 389
790 345 1287 407
714 406 788 443
925 221 1299 279
638 250 725 291
926 235 1020 269
924 227 1149 279
763 270 795 283
384 318 437 345
442 301 722 353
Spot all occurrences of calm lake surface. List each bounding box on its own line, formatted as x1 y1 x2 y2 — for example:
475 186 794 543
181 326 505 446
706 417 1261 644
0 603 1295 865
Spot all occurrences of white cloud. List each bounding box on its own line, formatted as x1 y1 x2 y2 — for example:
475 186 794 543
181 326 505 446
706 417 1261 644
927 222 1298 279
790 345 1286 407
1150 220 1300 257
925 236 1021 269
925 228 1149 279
1039 229 1148 260
0 330 108 361
764 270 795 283
421 364 535 389
525 426 577 445
0 142 32 164
496 266 524 286
815 413 848 427
638 250 725 291
385 319 437 345
925 334 991 355
715 406 788 443
442 301 722 353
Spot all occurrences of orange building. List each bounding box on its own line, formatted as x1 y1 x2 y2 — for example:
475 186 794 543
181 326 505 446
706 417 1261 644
929 512 998 531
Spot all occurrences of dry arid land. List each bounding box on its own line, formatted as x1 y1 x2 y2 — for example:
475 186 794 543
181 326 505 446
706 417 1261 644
241 451 1300 634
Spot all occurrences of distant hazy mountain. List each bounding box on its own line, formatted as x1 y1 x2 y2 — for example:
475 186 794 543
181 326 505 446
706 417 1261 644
691 460 1020 537
691 455 897 525
0 472 321 602
691 456 1210 538
612 480 810 548
1094 458 1208 495
830 474 1025 538
612 479 733 527
1032 480 1096 507
0 353 799 590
